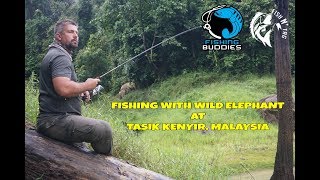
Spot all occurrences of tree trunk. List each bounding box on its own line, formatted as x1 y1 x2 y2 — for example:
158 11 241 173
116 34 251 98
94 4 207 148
25 126 172 180
270 0 295 179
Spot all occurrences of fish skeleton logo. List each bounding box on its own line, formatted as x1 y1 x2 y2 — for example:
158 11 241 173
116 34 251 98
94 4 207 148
250 9 289 47
201 5 243 51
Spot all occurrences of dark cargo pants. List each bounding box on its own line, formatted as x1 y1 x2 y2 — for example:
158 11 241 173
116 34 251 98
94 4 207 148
36 114 113 155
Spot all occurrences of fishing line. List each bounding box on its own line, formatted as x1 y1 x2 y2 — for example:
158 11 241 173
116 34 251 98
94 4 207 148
99 25 202 78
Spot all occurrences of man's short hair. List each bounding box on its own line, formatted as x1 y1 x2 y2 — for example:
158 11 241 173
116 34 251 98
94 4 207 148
54 19 78 35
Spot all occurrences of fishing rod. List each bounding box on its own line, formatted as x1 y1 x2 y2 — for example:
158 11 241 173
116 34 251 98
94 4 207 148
99 25 202 79
83 26 202 101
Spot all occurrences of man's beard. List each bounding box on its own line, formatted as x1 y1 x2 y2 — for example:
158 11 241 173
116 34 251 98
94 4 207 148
65 41 78 52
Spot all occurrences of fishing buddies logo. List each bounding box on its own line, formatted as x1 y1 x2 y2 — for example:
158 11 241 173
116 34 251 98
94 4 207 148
201 5 243 51
250 9 289 47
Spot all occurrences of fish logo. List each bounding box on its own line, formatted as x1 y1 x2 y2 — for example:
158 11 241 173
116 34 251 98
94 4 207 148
202 5 243 39
250 11 282 47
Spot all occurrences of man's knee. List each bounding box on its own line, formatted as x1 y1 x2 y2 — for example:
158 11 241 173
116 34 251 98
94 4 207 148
91 120 113 155
95 121 112 139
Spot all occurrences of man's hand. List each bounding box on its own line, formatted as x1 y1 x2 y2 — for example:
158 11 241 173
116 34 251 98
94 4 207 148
85 78 101 90
81 91 91 102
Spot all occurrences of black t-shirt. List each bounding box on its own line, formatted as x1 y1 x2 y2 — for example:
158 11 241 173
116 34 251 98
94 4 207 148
38 43 81 115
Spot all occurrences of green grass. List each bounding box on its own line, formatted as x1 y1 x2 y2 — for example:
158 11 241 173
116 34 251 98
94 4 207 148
25 71 295 179
25 73 39 124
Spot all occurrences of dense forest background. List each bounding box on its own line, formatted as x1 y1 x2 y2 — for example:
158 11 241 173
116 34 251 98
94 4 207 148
25 0 295 93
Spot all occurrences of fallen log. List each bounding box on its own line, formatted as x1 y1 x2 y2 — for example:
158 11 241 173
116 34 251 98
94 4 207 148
25 126 172 180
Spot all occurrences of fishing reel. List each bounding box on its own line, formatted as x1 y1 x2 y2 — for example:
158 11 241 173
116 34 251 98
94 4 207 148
91 84 104 96
81 84 104 101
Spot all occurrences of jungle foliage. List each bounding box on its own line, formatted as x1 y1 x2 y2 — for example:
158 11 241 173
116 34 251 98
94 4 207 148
25 0 295 93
